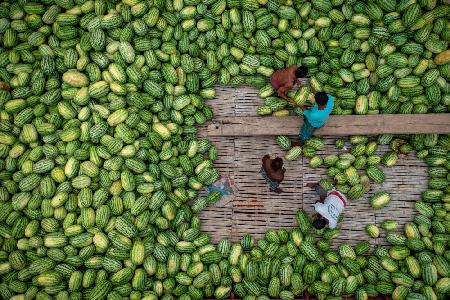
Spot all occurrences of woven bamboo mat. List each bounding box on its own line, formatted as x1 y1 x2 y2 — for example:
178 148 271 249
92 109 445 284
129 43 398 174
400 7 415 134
198 86 428 247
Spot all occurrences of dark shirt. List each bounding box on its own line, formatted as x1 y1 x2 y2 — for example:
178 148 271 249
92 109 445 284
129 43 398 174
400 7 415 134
262 156 285 182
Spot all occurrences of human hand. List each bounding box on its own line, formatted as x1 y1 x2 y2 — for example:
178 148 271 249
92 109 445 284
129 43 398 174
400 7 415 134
283 97 298 106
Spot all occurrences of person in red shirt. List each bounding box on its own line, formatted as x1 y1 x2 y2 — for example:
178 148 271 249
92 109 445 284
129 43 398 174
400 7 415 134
270 65 309 102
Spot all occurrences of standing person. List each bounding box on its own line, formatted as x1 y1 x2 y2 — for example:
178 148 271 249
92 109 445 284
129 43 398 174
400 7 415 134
299 92 334 144
306 182 347 229
260 155 286 194
270 65 309 102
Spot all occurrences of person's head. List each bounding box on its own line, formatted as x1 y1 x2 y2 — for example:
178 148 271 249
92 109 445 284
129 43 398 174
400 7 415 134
315 92 328 106
295 66 308 78
312 217 327 229
271 157 283 170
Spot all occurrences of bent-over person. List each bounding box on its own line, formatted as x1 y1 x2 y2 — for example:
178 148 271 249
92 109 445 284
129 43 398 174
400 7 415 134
260 155 286 194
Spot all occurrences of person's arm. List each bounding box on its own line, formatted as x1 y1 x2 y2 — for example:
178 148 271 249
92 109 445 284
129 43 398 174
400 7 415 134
262 154 270 163
324 95 334 115
303 104 316 118
276 84 292 101
303 108 310 119
278 87 305 109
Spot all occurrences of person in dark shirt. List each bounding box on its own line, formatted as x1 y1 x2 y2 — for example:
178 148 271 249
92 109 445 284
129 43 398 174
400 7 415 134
260 155 286 194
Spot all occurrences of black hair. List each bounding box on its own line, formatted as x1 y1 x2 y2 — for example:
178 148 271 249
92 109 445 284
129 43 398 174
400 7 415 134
315 92 328 106
312 218 327 229
271 157 283 170
295 66 308 78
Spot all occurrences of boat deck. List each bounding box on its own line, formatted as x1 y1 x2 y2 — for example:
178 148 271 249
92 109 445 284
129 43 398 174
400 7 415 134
198 86 428 246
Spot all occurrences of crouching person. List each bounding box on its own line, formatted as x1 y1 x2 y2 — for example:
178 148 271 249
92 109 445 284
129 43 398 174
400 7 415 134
306 182 347 229
260 155 285 194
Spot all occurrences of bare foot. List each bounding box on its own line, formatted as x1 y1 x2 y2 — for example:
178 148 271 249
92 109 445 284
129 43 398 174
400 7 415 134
273 188 282 194
306 182 318 188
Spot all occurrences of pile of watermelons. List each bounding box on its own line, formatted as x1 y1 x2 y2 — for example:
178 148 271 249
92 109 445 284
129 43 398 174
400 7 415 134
0 0 449 299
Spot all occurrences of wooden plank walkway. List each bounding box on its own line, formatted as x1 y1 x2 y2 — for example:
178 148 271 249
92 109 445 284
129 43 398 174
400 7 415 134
198 86 429 247
201 114 450 136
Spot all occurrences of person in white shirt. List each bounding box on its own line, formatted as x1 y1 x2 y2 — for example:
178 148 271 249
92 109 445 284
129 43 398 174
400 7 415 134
306 182 347 229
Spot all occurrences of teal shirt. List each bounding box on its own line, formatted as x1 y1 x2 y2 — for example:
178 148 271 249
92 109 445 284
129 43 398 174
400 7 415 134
303 95 334 128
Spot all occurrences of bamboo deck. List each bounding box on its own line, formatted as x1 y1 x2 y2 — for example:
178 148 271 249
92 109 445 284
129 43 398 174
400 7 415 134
198 86 429 247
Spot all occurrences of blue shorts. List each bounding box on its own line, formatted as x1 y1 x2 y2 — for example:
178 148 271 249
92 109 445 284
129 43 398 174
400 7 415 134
260 167 280 191
300 118 321 142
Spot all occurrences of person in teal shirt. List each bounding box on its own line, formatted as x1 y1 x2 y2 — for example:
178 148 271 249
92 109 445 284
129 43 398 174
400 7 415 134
299 92 334 143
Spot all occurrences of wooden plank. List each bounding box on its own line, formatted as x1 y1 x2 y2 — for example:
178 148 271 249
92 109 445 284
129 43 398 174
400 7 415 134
199 114 450 136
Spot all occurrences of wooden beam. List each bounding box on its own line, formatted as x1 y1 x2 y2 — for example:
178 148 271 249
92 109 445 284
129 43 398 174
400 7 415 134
199 114 450 136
